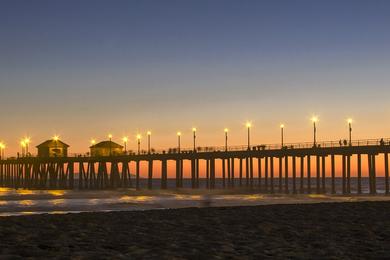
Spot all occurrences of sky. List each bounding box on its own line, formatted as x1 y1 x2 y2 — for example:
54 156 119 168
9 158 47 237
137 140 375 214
1 0 390 156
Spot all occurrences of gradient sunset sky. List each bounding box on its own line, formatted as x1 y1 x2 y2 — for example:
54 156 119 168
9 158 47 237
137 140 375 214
1 0 390 155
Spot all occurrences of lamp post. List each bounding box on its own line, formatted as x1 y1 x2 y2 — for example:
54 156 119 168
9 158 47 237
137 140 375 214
24 138 30 156
224 128 229 151
147 131 151 154
137 134 141 155
192 128 196 152
90 139 96 157
0 143 5 160
0 143 4 160
347 118 353 146
122 137 128 154
246 122 252 150
53 135 59 157
311 117 318 147
177 132 181 153
280 124 285 147
108 134 113 156
20 140 26 157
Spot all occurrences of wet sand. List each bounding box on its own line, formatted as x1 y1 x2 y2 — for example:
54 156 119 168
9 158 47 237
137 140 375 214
1 201 390 259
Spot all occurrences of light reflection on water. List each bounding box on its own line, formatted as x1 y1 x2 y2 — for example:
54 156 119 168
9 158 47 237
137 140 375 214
1 186 390 217
19 200 35 206
48 190 66 196
51 199 66 206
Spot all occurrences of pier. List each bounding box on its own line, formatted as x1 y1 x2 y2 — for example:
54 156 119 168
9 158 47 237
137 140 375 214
0 138 389 195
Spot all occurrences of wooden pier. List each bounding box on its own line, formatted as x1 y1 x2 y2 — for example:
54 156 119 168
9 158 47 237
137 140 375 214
0 138 389 195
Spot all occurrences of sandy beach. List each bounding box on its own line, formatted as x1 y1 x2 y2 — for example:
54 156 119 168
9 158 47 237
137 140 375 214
1 201 390 259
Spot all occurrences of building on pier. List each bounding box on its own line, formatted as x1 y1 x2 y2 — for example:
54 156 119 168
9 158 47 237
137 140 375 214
36 139 69 157
90 141 124 157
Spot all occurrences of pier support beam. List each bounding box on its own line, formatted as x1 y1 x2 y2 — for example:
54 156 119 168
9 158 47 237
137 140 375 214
258 157 262 190
161 160 167 189
357 154 362 194
264 157 268 192
331 155 335 194
222 159 226 188
342 155 346 194
206 160 210 189
227 158 231 188
136 161 140 190
385 153 389 195
278 157 283 193
175 160 180 188
270 157 274 194
245 157 249 187
347 155 351 194
210 158 216 189
249 157 254 188
239 158 243 187
321 156 326 193
307 155 311 194
196 159 200 188
316 156 320 194
231 158 235 188
191 159 196 189
284 155 289 194
148 160 153 190
300 156 304 194
292 156 296 194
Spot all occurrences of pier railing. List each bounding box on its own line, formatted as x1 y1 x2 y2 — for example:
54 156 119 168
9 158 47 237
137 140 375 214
109 137 390 156
2 138 390 159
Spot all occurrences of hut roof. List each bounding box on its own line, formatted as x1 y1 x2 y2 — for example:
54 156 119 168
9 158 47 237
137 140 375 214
36 140 70 148
90 141 123 149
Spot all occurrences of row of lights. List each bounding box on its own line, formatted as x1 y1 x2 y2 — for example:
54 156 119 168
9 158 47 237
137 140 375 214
99 117 353 153
0 117 354 158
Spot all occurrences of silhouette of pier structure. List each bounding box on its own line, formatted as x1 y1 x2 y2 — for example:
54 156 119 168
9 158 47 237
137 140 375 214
0 138 389 195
